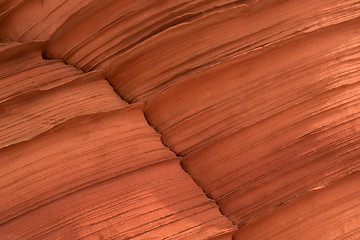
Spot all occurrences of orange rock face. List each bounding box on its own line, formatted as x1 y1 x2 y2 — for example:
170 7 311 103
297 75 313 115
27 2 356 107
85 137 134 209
1 0 360 239
233 172 360 240
0 161 235 239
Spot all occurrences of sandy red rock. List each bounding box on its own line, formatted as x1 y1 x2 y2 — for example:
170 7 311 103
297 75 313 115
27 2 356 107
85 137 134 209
0 0 360 239
0 160 236 239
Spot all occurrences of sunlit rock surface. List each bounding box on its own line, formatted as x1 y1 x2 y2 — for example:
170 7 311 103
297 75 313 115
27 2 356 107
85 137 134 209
0 0 359 239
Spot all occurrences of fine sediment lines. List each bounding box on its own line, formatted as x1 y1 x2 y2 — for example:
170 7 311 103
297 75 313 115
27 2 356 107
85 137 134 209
0 104 175 224
233 172 360 240
0 41 84 102
1 0 360 238
0 74 127 148
106 0 360 102
0 0 98 41
0 160 236 239
44 0 360 101
144 17 360 156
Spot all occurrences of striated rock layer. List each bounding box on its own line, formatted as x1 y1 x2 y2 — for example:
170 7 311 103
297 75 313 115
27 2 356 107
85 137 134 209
145 18 360 155
1 0 360 239
0 41 84 102
0 160 236 239
0 105 172 223
233 172 360 240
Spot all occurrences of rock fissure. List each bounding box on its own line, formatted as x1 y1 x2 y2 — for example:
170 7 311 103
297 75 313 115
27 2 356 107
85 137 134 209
41 51 238 230
3 1 360 238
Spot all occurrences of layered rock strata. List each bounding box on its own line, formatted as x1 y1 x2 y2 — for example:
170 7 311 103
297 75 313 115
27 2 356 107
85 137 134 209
1 0 360 239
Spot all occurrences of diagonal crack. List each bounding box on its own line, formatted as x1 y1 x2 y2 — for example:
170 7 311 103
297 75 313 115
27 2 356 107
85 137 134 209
41 50 238 232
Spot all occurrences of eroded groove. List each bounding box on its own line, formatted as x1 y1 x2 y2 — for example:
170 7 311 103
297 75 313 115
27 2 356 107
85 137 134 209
3 1 360 238
62 51 235 222
0 49 237 238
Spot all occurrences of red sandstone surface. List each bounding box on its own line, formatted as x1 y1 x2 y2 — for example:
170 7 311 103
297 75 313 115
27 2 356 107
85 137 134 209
0 0 360 239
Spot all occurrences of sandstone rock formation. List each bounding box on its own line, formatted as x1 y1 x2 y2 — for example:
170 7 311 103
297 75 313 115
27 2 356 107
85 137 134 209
0 0 360 239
